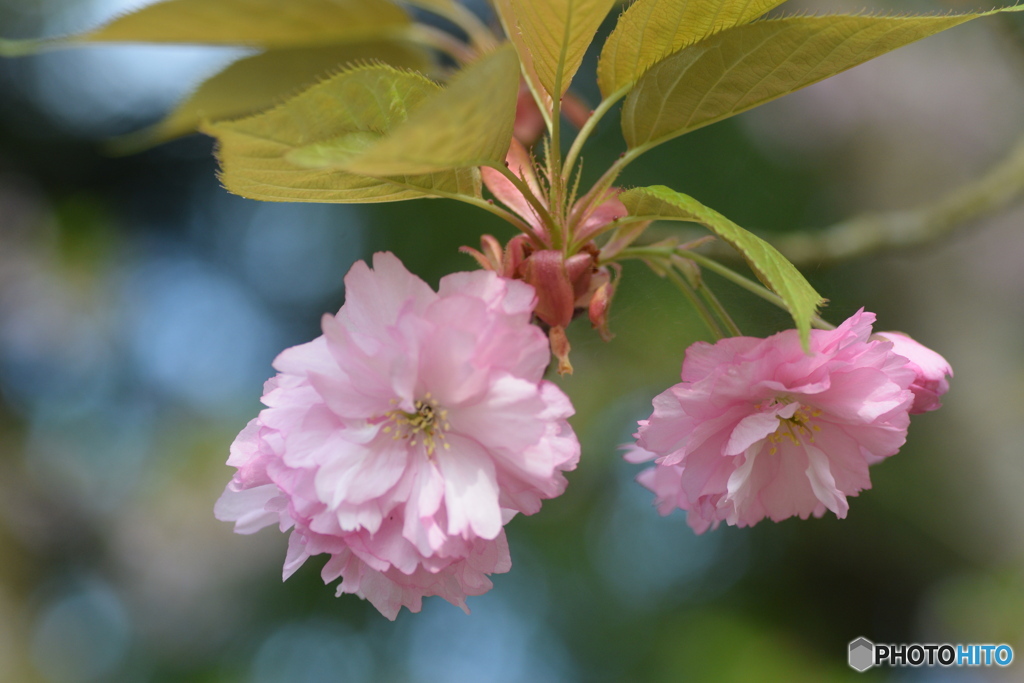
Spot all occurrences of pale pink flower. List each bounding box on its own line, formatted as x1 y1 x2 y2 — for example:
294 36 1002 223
875 332 952 414
215 252 579 618
628 310 917 533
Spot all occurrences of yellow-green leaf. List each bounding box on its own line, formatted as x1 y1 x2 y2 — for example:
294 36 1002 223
112 41 434 153
597 0 787 98
492 0 552 120
317 44 520 176
622 9 1020 150
203 63 480 203
499 0 617 99
76 0 409 48
286 132 385 167
620 185 824 346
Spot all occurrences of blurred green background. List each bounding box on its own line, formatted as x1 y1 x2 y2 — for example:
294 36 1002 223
1 1 1023 681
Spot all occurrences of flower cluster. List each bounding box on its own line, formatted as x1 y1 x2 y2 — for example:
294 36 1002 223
215 253 579 619
216 250 951 616
627 310 951 533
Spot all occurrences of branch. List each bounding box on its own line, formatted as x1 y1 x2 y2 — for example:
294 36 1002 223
773 133 1024 265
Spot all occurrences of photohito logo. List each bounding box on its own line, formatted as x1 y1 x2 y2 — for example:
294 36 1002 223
848 638 874 672
848 637 1014 671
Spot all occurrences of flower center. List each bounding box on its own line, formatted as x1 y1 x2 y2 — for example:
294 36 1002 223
382 392 451 455
767 404 822 455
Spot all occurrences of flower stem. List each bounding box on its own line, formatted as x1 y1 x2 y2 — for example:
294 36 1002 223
548 65 568 246
412 0 498 52
666 268 724 340
678 249 835 330
617 244 835 331
452 195 537 238
403 24 477 64
561 88 629 184
697 280 742 337
584 215 653 256
573 146 644 227
384 176 537 238
484 161 559 244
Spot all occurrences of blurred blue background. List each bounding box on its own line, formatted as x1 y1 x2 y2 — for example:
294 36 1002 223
1 1 1024 681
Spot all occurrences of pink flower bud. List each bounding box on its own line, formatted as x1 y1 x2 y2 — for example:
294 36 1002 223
564 252 595 300
588 279 614 342
875 332 952 414
513 81 546 146
521 249 577 329
548 325 573 375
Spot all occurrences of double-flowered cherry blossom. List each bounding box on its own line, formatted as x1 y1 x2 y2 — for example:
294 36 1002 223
627 310 949 533
215 252 579 618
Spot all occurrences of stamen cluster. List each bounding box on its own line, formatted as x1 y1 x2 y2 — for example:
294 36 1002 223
383 394 451 455
766 403 822 455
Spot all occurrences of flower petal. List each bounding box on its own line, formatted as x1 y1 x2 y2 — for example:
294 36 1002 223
437 434 502 540
214 484 284 534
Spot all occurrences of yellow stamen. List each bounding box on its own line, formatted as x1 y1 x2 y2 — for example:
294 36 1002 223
767 401 822 451
382 395 450 456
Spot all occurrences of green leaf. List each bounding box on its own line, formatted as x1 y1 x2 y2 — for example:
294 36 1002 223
286 132 385 167
620 185 824 346
62 0 409 48
111 41 434 153
203 63 480 203
597 0 786 98
498 0 617 99
622 9 1021 150
305 44 520 176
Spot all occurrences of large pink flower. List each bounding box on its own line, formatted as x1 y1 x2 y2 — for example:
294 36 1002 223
215 252 579 618
628 310 917 533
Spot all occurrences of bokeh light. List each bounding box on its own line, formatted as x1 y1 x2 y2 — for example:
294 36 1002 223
2 0 1024 681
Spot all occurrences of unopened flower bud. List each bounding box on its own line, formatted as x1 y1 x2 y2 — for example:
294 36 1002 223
875 331 952 414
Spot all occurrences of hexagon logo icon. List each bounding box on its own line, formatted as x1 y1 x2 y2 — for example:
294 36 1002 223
849 637 875 672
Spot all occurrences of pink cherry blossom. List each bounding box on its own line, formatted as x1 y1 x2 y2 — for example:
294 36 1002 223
628 310 917 533
215 252 579 618
875 332 952 414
